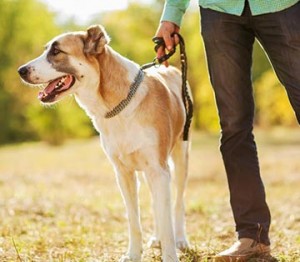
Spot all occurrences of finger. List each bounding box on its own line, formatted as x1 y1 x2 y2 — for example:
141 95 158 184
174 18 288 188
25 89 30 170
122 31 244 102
156 46 165 59
162 32 175 51
163 60 169 67
174 34 180 46
156 46 169 67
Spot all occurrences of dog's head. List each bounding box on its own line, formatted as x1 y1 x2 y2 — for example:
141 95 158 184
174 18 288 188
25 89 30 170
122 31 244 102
18 25 110 103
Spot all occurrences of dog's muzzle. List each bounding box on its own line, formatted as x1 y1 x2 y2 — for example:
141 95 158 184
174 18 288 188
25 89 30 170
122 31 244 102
18 65 76 103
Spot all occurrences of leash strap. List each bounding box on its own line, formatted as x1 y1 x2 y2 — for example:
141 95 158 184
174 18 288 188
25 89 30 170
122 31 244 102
151 33 193 141
177 34 193 141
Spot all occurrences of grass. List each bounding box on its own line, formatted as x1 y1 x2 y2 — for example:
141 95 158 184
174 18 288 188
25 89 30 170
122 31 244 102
0 128 299 261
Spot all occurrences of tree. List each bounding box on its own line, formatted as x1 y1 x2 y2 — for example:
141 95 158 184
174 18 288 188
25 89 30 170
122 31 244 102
0 0 94 144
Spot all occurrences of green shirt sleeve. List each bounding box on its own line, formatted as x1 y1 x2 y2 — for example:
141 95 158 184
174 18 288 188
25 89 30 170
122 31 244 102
160 0 191 26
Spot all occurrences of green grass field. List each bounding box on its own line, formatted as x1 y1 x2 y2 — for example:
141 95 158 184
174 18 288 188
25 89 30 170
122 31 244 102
0 129 299 261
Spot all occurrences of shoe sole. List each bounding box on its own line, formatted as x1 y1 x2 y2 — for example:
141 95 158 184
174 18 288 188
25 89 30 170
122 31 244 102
212 251 271 262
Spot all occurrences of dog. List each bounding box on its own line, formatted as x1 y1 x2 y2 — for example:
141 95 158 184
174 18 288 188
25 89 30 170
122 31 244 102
18 25 191 262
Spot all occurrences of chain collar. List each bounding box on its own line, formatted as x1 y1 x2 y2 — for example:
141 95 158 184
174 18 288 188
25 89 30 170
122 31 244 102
104 69 145 119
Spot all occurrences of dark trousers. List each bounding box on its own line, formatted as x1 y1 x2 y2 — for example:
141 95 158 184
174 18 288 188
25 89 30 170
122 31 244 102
200 1 300 245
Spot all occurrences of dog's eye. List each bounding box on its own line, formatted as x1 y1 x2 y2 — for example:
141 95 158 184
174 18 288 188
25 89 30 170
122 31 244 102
51 47 61 56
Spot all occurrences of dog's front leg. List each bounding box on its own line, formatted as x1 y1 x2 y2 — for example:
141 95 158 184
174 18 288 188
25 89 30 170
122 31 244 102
171 141 190 251
114 164 143 262
145 166 179 262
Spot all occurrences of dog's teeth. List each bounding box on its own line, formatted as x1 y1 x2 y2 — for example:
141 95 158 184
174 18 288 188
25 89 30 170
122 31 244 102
54 78 67 89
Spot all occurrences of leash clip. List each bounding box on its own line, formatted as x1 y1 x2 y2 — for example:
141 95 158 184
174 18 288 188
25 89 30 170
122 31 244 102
152 57 161 68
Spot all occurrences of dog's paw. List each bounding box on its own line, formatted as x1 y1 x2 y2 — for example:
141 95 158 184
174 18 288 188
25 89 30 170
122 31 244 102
176 238 189 251
119 254 141 262
147 236 161 249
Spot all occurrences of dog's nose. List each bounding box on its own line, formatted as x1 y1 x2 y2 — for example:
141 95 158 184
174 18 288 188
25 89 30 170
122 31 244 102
18 66 28 77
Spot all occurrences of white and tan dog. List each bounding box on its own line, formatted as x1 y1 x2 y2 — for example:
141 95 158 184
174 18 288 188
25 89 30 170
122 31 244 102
18 25 191 262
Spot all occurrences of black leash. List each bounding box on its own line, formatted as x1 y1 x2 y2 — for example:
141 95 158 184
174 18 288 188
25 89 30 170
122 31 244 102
105 33 193 141
149 33 193 141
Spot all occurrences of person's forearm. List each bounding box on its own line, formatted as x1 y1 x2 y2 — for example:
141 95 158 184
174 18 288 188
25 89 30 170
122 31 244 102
160 0 191 26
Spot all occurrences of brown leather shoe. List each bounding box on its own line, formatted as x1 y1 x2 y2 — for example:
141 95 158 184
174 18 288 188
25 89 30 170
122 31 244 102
213 238 271 261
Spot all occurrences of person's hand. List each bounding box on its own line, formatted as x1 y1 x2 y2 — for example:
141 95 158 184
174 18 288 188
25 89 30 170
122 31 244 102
155 21 180 67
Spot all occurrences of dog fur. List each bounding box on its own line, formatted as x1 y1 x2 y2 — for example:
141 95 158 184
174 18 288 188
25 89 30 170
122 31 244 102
18 25 191 262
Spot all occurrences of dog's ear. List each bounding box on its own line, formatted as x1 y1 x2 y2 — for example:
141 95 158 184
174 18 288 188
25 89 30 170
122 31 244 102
84 25 110 55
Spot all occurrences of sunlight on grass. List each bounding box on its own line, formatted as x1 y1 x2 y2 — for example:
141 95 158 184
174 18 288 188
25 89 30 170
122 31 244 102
0 129 299 261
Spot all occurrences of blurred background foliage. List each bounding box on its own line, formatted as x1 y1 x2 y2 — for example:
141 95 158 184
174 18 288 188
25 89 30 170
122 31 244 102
0 0 298 145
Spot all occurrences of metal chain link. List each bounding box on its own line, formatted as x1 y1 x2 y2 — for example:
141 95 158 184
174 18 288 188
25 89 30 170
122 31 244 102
104 69 144 118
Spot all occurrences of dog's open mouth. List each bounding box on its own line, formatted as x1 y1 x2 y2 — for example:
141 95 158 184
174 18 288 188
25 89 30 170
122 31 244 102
38 75 75 103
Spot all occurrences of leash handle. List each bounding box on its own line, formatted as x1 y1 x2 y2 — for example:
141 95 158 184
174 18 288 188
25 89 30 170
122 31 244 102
152 34 177 64
140 33 178 70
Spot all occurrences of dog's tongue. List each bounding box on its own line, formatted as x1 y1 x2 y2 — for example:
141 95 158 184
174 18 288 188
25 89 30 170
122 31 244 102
43 78 61 95
38 75 73 101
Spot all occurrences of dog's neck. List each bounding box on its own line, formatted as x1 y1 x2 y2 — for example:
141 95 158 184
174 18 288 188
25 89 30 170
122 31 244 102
75 45 140 120
99 46 139 108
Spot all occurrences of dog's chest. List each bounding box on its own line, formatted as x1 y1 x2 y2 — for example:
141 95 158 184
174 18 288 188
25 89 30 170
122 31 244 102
96 119 157 163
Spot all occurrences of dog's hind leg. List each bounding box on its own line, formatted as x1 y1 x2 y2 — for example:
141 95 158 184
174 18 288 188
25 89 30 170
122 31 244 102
171 140 190 251
145 164 179 262
114 164 143 262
